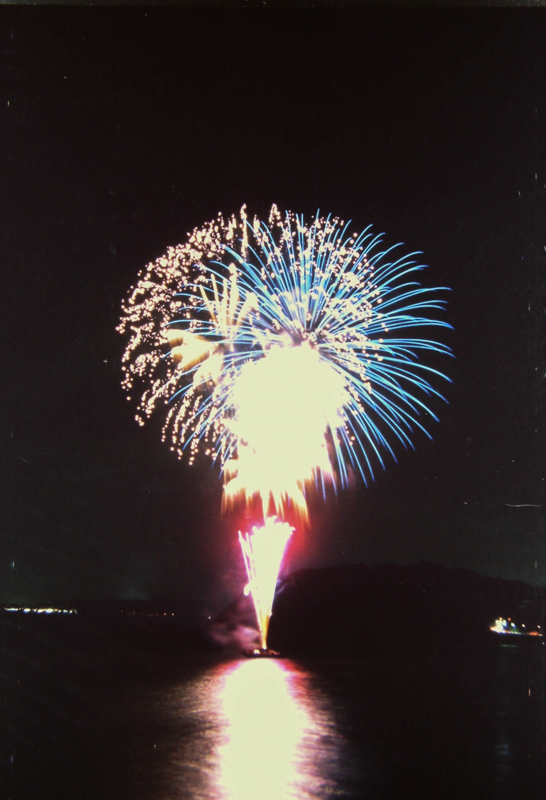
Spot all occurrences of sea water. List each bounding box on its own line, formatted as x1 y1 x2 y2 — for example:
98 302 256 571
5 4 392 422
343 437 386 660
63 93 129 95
2 618 545 799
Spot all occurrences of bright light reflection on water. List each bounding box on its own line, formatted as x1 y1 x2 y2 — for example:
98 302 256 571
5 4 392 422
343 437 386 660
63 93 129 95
167 658 353 799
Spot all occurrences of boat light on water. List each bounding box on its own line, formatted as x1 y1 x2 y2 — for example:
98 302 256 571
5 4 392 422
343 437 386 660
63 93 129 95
490 617 542 636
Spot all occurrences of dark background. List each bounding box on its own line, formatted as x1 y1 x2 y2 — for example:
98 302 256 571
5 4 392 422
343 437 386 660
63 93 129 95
2 8 546 619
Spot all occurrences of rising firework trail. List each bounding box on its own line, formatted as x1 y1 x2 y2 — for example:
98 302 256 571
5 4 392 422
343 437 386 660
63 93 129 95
118 205 451 650
239 517 294 650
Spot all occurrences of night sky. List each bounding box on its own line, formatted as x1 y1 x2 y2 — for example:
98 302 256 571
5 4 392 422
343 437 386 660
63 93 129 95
2 8 546 617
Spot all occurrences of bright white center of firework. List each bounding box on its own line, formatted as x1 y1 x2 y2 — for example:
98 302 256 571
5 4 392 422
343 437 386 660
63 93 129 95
230 343 347 511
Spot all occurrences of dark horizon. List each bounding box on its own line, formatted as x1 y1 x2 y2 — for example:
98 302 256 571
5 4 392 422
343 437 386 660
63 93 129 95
2 9 546 616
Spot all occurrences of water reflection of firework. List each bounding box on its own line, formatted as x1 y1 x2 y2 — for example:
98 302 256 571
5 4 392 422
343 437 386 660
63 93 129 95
119 205 450 647
166 658 354 799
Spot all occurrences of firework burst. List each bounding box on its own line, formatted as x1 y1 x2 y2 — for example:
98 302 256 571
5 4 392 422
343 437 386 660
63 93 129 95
119 204 450 513
119 204 451 648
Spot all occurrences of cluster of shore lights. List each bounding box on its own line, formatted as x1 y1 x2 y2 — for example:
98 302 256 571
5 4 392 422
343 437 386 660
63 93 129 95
3 606 77 614
490 617 542 636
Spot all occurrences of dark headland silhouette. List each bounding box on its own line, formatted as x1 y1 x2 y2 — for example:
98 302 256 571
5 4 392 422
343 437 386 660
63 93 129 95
210 562 546 655
10 563 544 662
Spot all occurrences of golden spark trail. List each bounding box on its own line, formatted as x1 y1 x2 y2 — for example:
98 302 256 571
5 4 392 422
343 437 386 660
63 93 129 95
239 518 294 650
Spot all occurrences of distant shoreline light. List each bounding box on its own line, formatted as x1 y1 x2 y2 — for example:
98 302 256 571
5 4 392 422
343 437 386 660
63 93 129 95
2 606 77 615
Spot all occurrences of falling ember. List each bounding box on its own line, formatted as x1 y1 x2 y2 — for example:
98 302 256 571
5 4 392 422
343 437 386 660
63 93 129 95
239 518 293 650
118 205 451 649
